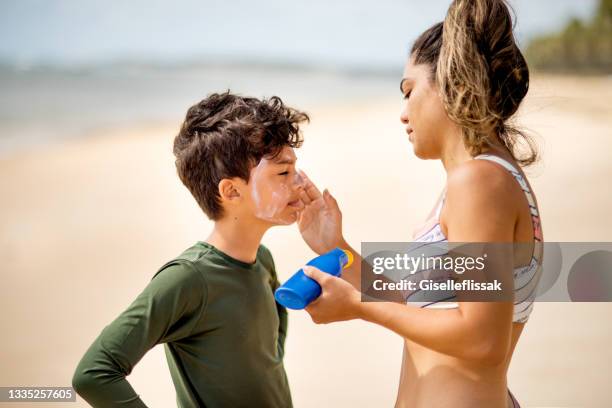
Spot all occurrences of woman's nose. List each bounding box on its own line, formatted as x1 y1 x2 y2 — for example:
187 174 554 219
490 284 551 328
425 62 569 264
400 106 409 125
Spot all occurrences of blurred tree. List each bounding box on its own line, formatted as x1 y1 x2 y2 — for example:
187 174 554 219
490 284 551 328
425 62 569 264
525 0 612 73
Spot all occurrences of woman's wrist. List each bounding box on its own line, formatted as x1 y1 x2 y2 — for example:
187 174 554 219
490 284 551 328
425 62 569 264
337 236 350 250
352 293 369 321
321 236 349 254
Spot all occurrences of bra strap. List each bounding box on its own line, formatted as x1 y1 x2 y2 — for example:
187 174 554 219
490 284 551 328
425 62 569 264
474 154 539 218
474 153 543 254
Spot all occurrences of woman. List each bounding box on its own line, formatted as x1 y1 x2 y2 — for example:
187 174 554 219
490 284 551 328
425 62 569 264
296 1 543 407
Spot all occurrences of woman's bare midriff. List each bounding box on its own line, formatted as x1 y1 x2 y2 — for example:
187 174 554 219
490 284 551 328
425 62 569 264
395 321 524 408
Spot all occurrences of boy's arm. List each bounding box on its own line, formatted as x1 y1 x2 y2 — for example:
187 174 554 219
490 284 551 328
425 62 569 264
261 245 288 359
276 296 288 359
72 261 207 407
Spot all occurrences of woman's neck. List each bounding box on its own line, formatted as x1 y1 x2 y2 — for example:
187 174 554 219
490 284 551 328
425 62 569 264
440 132 512 173
440 129 473 172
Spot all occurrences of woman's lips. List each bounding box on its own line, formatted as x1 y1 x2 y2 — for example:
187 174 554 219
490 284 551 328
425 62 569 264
406 128 414 141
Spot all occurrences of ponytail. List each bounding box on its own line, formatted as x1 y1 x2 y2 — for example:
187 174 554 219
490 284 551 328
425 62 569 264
413 0 538 166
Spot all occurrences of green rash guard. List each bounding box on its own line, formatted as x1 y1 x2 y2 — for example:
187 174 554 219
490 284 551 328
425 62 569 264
72 242 291 408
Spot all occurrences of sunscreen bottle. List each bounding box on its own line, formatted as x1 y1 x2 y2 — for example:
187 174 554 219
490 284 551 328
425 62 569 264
274 248 354 310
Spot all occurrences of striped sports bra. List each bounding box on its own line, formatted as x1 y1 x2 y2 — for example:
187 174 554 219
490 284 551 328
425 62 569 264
407 154 543 323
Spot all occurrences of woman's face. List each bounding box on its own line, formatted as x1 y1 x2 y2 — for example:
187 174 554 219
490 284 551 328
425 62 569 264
399 58 457 159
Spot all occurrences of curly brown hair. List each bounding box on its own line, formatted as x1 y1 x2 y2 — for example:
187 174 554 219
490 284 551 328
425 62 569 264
411 0 538 166
173 91 309 220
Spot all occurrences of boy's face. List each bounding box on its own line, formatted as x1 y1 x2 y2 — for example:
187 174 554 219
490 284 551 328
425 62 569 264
244 146 305 226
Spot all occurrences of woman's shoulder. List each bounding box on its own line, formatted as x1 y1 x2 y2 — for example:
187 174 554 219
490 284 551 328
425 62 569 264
443 158 522 226
447 157 518 197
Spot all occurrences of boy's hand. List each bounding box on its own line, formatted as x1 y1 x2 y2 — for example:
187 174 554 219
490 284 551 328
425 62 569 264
297 170 344 255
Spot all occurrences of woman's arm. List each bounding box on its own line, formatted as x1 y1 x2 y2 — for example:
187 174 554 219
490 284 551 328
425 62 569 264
296 172 401 299
303 161 519 365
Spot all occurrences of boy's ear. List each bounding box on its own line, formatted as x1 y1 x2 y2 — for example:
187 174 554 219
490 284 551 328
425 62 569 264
218 178 243 203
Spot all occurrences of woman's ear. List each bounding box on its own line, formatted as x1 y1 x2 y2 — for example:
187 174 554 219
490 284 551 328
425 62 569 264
218 178 243 203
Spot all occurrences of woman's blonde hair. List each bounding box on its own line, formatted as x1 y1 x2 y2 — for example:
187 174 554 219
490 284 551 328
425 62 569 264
411 0 538 166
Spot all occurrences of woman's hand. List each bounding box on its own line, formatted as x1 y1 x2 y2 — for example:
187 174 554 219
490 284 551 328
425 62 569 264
303 266 362 324
297 170 345 255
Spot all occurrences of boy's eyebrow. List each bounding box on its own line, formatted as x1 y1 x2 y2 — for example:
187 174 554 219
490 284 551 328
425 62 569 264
274 158 296 165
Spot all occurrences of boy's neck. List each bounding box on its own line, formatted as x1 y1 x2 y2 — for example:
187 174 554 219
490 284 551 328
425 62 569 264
205 216 269 264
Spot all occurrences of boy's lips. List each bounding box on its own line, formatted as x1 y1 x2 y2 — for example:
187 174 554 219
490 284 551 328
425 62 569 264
287 199 304 209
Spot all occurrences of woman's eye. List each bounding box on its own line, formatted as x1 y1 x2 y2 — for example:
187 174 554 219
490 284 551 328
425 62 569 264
403 90 412 100
278 171 289 176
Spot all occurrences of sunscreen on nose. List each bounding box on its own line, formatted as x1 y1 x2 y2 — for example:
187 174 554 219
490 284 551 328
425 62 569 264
293 169 305 187
274 248 354 310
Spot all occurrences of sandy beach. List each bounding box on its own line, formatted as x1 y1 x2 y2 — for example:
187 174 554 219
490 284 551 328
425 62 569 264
1 74 611 407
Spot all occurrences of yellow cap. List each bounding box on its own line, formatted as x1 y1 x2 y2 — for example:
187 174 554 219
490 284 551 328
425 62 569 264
342 249 354 269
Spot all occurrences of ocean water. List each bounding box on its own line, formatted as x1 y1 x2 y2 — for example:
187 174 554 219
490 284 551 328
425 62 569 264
0 64 400 155
0 0 598 155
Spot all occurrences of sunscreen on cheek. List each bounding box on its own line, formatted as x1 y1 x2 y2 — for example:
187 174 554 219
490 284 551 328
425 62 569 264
249 161 294 225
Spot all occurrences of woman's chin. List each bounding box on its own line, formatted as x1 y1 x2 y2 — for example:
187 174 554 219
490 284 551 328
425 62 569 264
412 144 438 160
412 144 426 159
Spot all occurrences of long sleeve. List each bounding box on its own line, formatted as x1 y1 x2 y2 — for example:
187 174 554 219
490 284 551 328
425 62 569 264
276 299 288 359
72 261 207 407
265 250 288 360
259 245 288 360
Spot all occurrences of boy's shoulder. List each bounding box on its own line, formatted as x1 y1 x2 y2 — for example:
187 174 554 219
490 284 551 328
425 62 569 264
155 242 277 275
152 242 212 281
257 244 282 286
257 243 274 269
152 242 281 294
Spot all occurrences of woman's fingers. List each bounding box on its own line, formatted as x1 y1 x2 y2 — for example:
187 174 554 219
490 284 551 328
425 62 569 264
299 190 312 205
323 189 340 212
299 170 323 202
303 266 360 324
303 265 330 285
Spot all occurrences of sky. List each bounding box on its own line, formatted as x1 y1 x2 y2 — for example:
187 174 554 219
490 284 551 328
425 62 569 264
0 0 599 69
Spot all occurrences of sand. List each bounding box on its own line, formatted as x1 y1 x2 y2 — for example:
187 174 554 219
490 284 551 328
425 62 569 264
1 74 611 407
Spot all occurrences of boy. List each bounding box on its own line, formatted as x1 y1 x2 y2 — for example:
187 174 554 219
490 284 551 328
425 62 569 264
72 91 309 407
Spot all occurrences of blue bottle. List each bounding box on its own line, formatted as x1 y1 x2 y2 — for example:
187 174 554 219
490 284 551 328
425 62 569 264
274 248 354 310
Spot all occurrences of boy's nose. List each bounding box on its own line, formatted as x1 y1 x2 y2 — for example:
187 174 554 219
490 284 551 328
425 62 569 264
293 171 306 190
